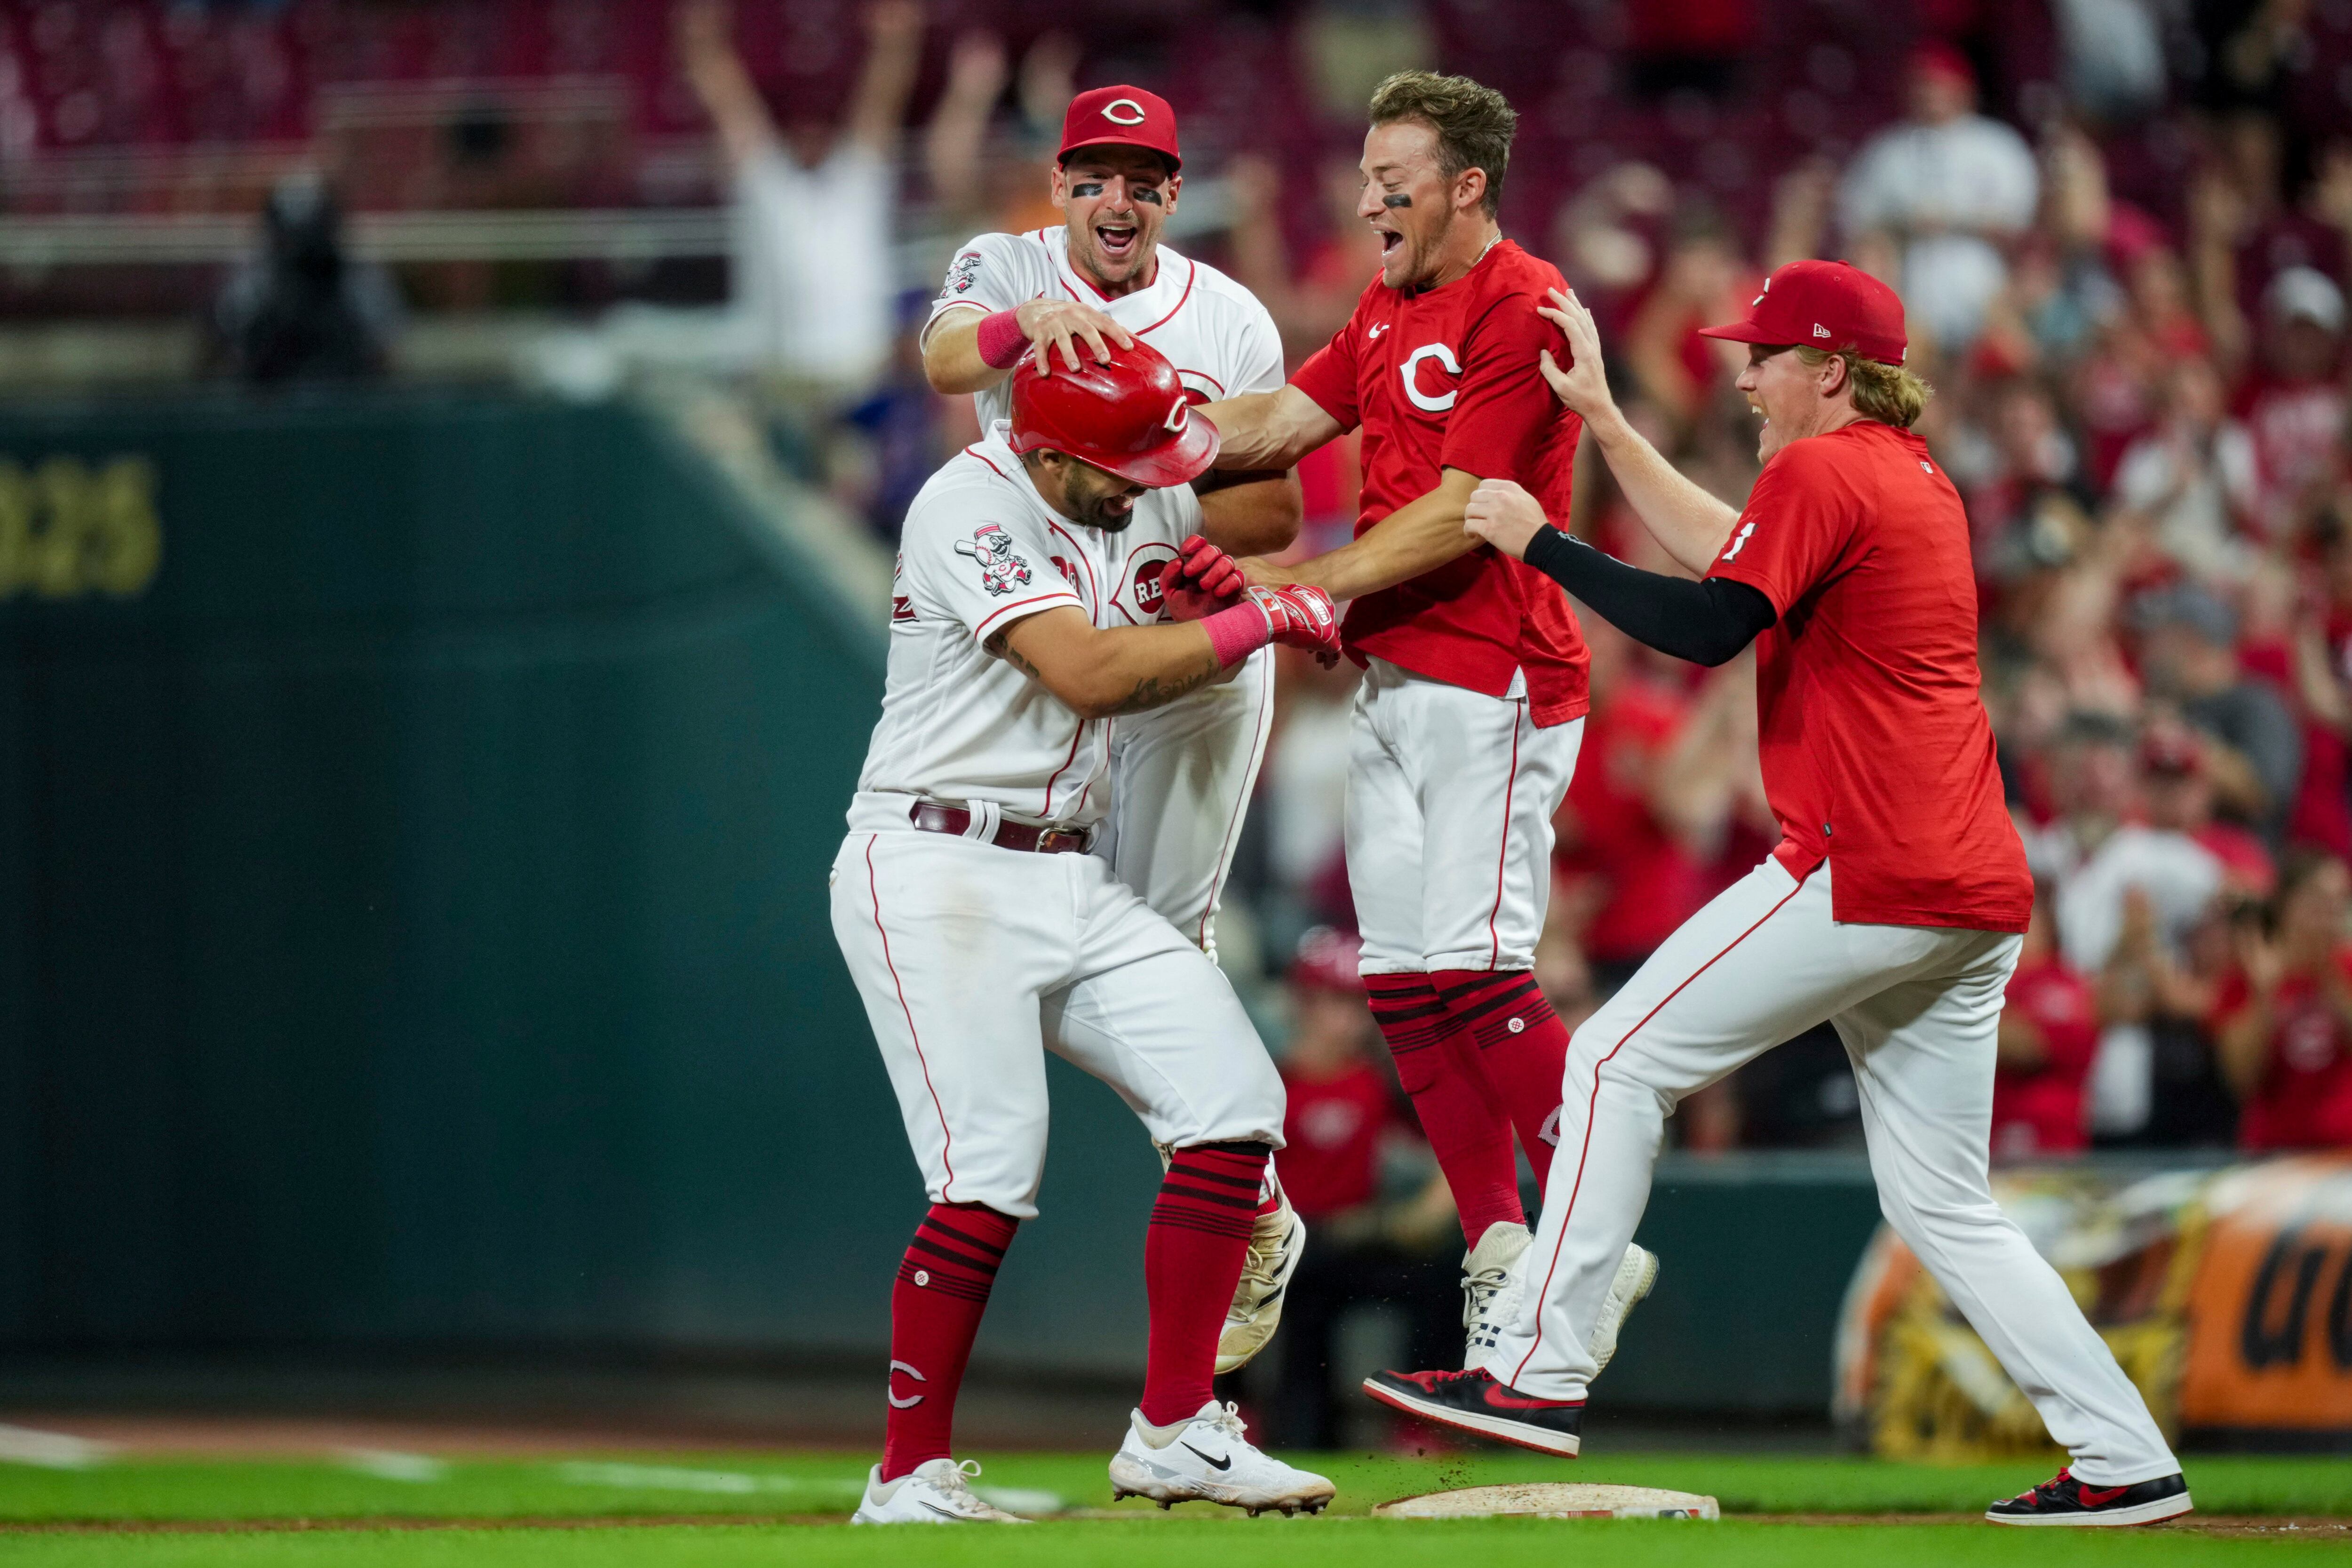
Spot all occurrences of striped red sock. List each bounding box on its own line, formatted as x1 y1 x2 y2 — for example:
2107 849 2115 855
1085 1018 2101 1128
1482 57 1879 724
1140 1141 1270 1426
882 1202 1018 1480
1366 971 1522 1248
1433 969 1571 1194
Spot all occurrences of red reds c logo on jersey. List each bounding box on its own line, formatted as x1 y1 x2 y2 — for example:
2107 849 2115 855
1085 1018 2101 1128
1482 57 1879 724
1134 558 1167 614
1117 541 1180 624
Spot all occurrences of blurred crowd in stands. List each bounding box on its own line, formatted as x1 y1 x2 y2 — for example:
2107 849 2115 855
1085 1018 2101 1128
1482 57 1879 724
12 0 2352 1164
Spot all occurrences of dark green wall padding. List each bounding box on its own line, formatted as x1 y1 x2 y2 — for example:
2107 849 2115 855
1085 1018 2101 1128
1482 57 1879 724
0 391 1882 1413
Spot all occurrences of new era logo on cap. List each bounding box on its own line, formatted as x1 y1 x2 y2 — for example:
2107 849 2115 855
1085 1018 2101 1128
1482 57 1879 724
1699 259 1908 366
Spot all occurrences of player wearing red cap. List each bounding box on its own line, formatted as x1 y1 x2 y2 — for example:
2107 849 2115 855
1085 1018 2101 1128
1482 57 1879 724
920 83 1311 1379
832 339 1336 1523
1359 262 2190 1528
1176 72 1656 1374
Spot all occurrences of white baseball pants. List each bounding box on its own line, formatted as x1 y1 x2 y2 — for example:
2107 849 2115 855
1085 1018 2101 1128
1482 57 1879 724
1093 647 1275 957
1346 658 1583 976
830 822 1286 1220
1488 856 2179 1484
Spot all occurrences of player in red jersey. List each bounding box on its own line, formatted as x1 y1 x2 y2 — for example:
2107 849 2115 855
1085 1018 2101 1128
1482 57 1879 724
1181 72 1654 1373
1359 260 2189 1528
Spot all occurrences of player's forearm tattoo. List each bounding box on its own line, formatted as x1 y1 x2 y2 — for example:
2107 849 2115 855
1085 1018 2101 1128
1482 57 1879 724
1104 658 1219 715
985 632 1046 681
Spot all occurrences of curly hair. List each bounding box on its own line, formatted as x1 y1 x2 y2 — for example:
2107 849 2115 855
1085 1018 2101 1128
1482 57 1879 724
1367 70 1516 217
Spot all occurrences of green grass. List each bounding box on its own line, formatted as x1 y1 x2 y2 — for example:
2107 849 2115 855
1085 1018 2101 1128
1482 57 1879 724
2 1520 2347 1568
0 1451 2341 1567
0 1451 2343 1524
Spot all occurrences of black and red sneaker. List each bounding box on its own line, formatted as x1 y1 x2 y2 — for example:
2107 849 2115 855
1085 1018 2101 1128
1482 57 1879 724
1360 1368 1582 1457
1985 1467 2192 1527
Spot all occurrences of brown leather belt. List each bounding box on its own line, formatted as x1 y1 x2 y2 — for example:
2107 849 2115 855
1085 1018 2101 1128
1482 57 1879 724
909 800 1093 855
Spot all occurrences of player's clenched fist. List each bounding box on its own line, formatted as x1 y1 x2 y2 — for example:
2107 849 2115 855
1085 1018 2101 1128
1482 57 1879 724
1463 477 1551 561
1160 533 1245 620
1244 583 1341 657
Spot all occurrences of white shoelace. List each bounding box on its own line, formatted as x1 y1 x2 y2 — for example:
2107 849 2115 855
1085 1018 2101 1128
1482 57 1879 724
1204 1401 1249 1445
1462 1266 1510 1329
931 1459 988 1512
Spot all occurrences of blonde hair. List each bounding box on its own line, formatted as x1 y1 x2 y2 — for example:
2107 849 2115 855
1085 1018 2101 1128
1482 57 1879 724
1794 346 1932 428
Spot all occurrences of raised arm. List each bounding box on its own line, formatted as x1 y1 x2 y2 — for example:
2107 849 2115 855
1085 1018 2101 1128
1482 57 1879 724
844 1 925 155
675 0 777 173
1534 287 1740 575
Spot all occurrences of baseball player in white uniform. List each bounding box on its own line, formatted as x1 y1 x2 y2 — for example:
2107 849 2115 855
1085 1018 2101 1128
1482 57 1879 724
834 338 1339 1525
920 85 1304 1374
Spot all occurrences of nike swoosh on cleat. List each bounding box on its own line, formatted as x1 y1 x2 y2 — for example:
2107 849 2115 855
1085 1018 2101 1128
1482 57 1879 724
1180 1443 1232 1471
1483 1389 1581 1412
919 1501 969 1520
2077 1485 2129 1507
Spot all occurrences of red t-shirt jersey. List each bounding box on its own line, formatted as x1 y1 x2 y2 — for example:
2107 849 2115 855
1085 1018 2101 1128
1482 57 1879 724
1709 422 2032 931
1276 1063 1407 1219
1991 958 2098 1157
2213 952 2352 1153
1290 241 1590 725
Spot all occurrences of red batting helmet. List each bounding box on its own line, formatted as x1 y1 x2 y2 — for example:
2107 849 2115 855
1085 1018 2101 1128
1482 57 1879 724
1007 337 1219 487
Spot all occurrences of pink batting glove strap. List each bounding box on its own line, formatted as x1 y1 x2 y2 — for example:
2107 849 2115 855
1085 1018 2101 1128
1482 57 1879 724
1201 599 1273 667
976 309 1028 370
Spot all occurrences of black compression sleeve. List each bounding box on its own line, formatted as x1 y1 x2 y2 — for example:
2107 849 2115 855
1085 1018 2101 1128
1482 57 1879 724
1520 525 1776 667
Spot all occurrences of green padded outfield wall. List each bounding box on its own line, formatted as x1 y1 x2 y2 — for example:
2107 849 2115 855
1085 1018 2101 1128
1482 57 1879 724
0 390 1181 1375
0 390 1883 1412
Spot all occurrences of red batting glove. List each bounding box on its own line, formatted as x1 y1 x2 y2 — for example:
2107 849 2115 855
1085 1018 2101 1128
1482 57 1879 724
1177 534 1246 599
1245 583 1342 658
1160 533 1246 621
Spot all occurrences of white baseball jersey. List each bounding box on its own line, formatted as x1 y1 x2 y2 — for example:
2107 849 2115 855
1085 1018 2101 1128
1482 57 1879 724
850 422 1202 832
926 229 1286 948
927 229 1286 622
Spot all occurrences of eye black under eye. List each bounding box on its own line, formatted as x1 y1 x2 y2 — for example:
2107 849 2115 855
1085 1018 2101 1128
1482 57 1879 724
1073 182 1105 197
1132 187 1163 206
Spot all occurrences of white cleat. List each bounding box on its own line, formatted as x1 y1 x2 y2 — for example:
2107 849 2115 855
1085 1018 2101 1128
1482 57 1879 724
851 1458 1030 1524
1461 1221 1532 1372
1217 1199 1307 1375
1590 1242 1660 1375
1108 1400 1336 1516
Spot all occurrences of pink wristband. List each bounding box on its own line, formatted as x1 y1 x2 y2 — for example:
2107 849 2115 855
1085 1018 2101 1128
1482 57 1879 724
1201 599 1272 667
976 309 1026 370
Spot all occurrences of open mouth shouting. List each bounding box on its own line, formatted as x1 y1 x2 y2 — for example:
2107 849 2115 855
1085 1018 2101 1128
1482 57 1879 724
1095 219 1140 265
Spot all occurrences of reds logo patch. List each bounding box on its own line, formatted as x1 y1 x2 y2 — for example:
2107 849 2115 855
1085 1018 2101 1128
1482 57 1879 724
1134 558 1168 615
941 249 983 297
954 523 1032 596
1115 541 1180 624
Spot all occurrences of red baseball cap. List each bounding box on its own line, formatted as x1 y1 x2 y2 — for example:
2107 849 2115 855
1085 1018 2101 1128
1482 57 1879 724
1059 85 1182 173
1007 335 1218 487
1697 258 1909 366
1911 40 1977 89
